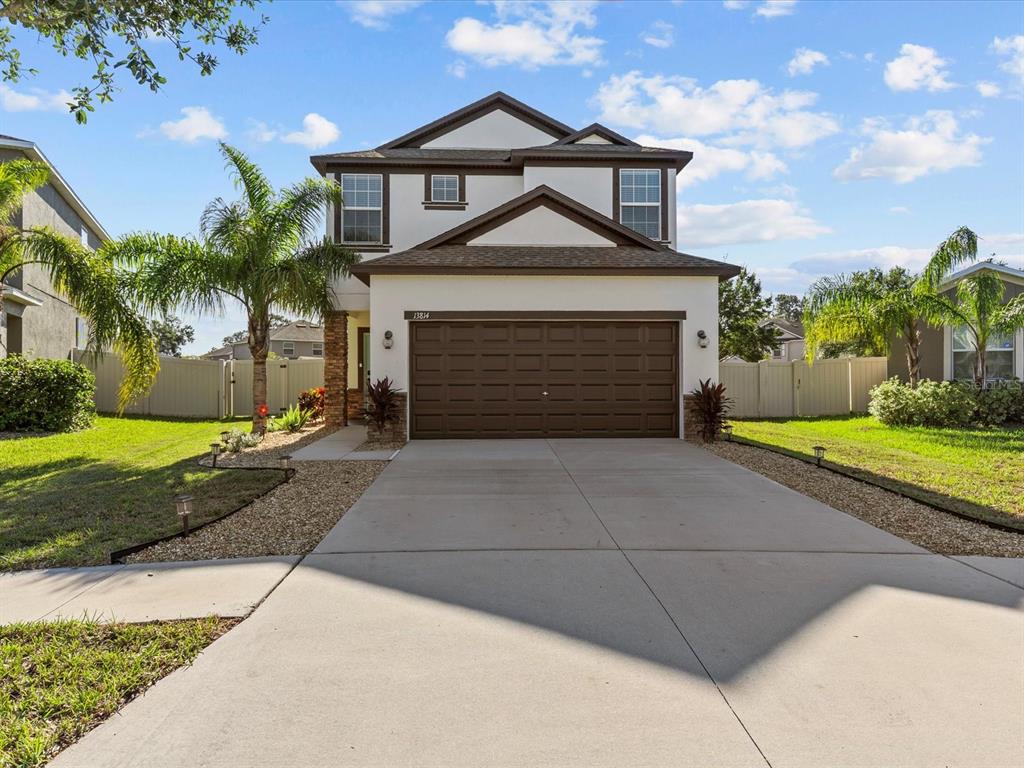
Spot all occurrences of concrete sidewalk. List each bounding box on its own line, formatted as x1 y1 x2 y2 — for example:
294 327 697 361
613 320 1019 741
1 556 299 624
290 424 398 461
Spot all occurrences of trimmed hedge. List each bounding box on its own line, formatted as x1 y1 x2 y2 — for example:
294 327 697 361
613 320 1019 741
869 377 1024 428
0 356 96 432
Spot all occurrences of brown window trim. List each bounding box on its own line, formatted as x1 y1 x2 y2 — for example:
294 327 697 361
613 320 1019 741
612 166 669 244
403 310 686 321
335 171 390 247
423 172 466 208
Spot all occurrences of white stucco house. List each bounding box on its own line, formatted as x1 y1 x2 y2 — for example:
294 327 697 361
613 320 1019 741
310 92 739 439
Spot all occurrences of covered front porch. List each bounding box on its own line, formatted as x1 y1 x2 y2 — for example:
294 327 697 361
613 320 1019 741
323 308 370 427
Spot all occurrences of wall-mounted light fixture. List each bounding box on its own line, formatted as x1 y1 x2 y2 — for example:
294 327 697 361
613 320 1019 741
697 329 709 349
383 330 394 349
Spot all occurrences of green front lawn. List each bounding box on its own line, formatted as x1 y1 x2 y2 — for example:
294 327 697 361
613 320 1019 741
0 416 281 571
730 416 1024 525
0 617 231 767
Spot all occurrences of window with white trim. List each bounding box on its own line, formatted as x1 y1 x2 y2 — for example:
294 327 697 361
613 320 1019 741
312 341 323 357
952 325 1015 382
282 341 295 357
431 175 459 203
619 169 661 240
341 173 383 244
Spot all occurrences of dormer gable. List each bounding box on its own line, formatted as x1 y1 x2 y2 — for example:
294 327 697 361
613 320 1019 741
552 123 638 147
379 92 573 150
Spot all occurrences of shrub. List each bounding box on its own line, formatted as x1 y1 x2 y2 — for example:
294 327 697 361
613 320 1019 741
688 378 733 442
364 377 402 432
0 356 96 432
276 404 311 433
975 380 1024 425
869 377 1022 427
297 387 325 421
221 427 261 453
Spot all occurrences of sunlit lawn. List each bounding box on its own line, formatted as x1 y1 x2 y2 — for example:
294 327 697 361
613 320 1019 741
0 416 280 570
731 416 1024 525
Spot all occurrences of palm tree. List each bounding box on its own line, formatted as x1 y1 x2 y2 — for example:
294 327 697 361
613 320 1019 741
111 143 357 433
918 267 1024 387
0 158 157 408
804 227 980 386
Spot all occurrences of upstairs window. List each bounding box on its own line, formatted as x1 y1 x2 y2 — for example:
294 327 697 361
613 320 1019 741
341 173 383 244
952 325 1015 382
312 341 323 357
431 175 459 203
619 169 661 240
282 341 295 357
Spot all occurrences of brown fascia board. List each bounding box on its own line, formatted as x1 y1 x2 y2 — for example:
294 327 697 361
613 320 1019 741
351 264 740 286
551 123 639 146
514 148 692 173
410 185 669 252
376 92 575 150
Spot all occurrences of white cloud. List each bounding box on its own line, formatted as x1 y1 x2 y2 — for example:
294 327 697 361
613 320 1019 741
883 43 955 92
159 106 227 143
889 206 911 214
678 199 829 248
642 20 674 49
280 113 340 149
445 1 603 70
344 0 422 30
756 0 798 18
975 80 1002 98
992 35 1024 85
789 245 932 276
637 134 788 187
0 84 72 112
722 1 749 8
447 60 468 79
246 120 278 143
593 71 839 149
787 48 829 76
834 110 988 184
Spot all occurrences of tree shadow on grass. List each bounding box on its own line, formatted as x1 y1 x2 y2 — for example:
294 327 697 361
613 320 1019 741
0 455 282 571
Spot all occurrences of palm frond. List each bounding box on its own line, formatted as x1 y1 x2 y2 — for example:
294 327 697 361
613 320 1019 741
219 143 274 216
992 294 1024 336
918 226 978 291
0 159 49 223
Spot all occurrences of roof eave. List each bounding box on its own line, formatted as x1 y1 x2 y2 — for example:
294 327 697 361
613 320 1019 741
350 264 740 286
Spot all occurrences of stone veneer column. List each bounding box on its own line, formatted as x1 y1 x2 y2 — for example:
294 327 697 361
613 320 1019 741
324 310 348 428
682 394 702 441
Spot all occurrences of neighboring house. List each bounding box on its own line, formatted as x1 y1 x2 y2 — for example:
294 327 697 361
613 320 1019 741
0 135 106 360
309 92 739 439
762 317 805 361
888 261 1024 383
204 320 325 360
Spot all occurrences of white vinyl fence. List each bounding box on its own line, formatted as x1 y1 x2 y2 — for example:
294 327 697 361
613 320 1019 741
73 350 324 418
719 357 888 419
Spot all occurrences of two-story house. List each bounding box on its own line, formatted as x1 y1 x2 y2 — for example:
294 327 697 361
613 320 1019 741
310 92 739 439
1 135 107 360
204 320 326 361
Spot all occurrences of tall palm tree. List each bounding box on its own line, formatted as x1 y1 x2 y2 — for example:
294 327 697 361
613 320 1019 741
918 267 1024 387
804 227 980 386
0 158 157 409
111 143 357 433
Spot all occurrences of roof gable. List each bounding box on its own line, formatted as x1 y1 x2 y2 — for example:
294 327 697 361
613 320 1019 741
468 207 616 248
379 92 574 150
553 123 638 147
938 261 1024 290
413 185 668 251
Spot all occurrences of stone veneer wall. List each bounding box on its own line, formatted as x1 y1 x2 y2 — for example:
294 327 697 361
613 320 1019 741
682 394 703 442
366 392 408 445
346 388 364 422
324 310 348 428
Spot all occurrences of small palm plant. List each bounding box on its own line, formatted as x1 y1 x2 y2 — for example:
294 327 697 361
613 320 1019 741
0 159 157 408
689 379 733 443
364 377 402 434
109 143 358 432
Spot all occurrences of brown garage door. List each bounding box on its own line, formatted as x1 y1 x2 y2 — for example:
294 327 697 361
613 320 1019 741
409 321 679 438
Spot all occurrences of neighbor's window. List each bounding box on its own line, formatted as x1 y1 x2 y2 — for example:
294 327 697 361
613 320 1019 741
312 341 323 357
341 173 383 243
619 169 661 240
282 341 295 357
952 325 1015 381
75 317 88 349
431 175 459 203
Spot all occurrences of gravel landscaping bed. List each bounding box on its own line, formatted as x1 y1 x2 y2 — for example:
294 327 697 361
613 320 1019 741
706 442 1024 557
126 458 387 563
200 424 334 469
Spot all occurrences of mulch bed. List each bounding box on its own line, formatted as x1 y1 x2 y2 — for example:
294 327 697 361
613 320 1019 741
706 441 1024 557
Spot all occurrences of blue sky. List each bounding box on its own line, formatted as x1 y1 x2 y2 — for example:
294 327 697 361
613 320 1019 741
2 0 1022 354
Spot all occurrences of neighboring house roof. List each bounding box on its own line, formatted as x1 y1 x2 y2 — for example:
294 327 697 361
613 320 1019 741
204 345 234 358
378 91 575 149
937 261 1024 290
309 92 692 173
762 317 805 339
0 135 110 242
351 186 740 284
270 320 323 343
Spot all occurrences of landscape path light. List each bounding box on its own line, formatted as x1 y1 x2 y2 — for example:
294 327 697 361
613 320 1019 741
812 445 826 466
209 442 222 467
174 493 195 535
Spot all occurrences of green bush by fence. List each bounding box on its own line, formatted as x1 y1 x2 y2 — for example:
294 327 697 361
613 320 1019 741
0 356 96 432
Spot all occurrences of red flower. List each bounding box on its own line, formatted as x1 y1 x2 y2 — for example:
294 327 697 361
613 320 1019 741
258 404 269 417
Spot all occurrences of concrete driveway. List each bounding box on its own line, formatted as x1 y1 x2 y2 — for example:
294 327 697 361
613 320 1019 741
55 439 1024 767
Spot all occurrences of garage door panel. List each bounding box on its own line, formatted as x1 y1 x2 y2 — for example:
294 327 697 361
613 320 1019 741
410 321 679 438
